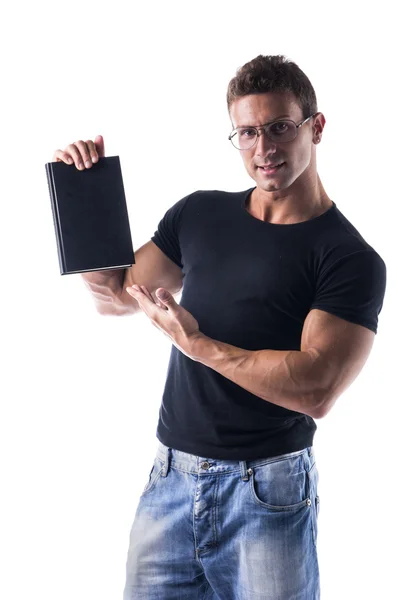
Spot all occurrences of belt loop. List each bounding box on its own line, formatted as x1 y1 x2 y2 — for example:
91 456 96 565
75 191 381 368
240 460 249 481
161 446 170 477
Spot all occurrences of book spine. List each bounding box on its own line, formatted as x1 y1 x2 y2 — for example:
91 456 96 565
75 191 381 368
45 162 67 274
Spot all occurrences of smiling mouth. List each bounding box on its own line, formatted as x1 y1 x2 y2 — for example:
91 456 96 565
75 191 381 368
258 162 285 172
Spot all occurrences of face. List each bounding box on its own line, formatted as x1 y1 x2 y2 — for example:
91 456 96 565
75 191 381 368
229 92 323 194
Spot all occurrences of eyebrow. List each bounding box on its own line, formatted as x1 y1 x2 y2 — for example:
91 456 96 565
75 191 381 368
235 114 292 128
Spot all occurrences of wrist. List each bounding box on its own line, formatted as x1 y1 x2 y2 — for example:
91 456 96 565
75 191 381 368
183 331 206 361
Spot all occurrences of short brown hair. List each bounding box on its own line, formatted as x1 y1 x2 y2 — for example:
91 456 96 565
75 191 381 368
227 54 318 121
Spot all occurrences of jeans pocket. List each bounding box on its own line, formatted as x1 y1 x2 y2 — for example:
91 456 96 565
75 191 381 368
249 452 311 511
307 462 320 546
141 457 164 497
310 494 320 546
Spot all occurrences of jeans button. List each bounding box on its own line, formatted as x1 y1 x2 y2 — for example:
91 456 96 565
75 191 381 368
200 461 210 470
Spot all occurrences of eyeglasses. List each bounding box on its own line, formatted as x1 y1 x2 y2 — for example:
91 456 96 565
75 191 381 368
228 113 318 150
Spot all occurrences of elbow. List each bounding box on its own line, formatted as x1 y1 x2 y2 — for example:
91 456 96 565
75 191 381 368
311 388 335 419
96 300 138 317
96 303 116 316
95 299 127 316
96 305 115 316
311 404 326 420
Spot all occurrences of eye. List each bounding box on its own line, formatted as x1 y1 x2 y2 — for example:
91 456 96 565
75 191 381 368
238 128 256 138
270 121 289 134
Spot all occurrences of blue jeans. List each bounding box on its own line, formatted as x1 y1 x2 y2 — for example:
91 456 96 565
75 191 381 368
123 441 320 599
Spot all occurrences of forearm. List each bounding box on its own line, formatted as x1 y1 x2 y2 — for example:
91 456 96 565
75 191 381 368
187 333 326 418
81 269 140 316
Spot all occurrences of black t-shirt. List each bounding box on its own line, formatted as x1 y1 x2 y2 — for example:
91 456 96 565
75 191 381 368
151 187 386 460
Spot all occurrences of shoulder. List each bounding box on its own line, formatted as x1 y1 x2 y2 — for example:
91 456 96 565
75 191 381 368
313 203 386 274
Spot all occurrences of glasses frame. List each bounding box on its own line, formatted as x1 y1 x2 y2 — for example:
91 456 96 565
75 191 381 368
228 112 318 150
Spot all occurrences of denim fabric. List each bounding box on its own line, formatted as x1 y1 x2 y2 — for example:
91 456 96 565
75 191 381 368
123 441 320 599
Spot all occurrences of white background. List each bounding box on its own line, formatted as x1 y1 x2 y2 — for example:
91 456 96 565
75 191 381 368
1 1 397 598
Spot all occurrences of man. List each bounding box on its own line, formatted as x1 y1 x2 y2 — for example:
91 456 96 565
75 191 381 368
53 54 386 599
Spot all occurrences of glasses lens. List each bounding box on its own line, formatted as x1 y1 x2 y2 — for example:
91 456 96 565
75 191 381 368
268 120 297 142
230 128 257 150
230 120 297 149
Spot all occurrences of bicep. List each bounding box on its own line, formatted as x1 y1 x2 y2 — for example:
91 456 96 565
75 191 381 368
119 241 184 311
301 309 376 417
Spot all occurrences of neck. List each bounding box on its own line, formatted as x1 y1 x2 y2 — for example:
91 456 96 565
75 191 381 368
249 173 332 225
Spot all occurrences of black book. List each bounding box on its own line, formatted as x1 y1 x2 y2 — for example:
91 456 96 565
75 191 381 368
45 155 135 275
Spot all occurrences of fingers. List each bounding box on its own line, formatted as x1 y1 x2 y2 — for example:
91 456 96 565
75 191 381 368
52 149 75 164
132 285 167 310
52 136 103 170
138 286 152 302
139 285 166 309
85 140 99 164
94 134 105 158
73 140 95 169
52 143 84 169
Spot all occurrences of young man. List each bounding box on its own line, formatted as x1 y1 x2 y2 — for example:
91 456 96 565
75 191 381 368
53 54 386 599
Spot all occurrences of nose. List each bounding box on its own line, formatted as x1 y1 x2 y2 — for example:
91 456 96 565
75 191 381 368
254 128 277 155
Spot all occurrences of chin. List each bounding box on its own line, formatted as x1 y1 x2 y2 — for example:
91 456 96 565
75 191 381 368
259 175 288 190
262 182 284 192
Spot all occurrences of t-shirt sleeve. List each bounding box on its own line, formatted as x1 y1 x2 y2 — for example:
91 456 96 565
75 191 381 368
310 250 387 334
150 193 192 269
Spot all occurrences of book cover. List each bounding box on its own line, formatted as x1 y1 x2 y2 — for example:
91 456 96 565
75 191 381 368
45 155 135 275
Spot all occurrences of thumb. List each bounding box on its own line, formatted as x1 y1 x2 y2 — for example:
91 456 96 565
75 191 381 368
94 134 105 158
156 288 173 303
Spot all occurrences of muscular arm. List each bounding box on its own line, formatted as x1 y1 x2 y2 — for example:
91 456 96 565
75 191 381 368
187 309 376 418
82 241 183 316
